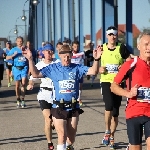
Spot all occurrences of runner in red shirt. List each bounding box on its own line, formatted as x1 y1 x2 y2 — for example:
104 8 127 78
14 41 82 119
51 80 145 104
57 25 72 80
111 31 150 150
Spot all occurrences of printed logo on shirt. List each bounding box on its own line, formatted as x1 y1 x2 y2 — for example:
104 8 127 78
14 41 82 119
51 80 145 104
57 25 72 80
59 80 75 93
69 72 76 80
18 56 26 62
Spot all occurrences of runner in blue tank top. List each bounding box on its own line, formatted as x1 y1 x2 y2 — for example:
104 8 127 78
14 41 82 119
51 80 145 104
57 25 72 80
23 44 103 150
3 41 13 87
6 36 28 108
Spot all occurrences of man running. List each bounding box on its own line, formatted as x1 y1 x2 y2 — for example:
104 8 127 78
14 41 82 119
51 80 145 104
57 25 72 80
23 44 102 150
99 26 131 149
85 42 96 87
111 31 150 150
6 36 29 108
71 41 86 104
27 44 59 150
3 41 13 87
0 47 5 87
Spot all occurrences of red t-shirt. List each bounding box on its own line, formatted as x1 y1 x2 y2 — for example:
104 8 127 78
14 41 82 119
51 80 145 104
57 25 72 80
114 57 150 119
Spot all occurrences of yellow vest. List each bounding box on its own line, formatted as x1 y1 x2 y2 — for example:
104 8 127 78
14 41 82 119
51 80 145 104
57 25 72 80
100 43 124 83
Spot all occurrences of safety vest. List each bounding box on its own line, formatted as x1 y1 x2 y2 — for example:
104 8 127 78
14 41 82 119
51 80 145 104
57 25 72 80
100 43 124 83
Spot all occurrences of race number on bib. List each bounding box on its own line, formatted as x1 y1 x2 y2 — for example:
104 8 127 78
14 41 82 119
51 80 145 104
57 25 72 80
106 64 119 73
59 80 75 93
137 87 150 103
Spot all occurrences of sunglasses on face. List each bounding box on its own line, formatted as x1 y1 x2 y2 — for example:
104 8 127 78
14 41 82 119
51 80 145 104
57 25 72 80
108 33 117 36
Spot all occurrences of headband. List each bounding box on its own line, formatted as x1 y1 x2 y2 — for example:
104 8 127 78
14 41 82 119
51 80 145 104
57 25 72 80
106 29 117 35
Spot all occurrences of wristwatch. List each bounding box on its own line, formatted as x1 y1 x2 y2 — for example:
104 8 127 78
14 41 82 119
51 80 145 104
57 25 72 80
94 58 101 61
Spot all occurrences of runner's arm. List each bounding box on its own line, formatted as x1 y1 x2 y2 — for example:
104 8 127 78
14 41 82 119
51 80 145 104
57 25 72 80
87 60 99 75
120 44 132 61
111 61 131 97
28 57 43 78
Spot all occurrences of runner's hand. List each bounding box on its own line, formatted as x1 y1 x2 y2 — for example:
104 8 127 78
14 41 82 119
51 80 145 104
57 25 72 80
93 45 103 59
27 84 33 90
99 66 106 74
126 84 138 98
22 48 33 60
118 65 122 70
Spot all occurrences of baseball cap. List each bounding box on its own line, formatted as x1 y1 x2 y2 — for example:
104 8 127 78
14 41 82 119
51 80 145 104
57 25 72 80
42 44 54 51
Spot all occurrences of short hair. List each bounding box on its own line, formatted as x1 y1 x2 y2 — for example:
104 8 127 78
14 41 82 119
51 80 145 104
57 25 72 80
72 41 80 46
137 31 150 44
16 36 23 41
56 42 63 46
106 26 117 31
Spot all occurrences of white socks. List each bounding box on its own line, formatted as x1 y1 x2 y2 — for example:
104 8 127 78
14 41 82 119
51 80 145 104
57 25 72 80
57 144 66 150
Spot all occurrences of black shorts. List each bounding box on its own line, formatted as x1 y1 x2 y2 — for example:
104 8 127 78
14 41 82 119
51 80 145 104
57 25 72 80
126 116 150 145
51 108 84 120
39 100 52 111
101 82 122 117
0 64 4 80
5 62 12 70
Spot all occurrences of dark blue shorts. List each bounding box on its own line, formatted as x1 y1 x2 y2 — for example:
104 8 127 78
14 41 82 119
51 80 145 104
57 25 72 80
126 116 150 145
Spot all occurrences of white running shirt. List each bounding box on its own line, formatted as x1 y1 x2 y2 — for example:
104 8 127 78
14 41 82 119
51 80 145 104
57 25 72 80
71 52 85 65
29 59 60 103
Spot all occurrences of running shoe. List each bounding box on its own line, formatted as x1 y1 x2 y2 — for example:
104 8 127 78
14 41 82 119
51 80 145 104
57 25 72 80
48 145 54 150
109 137 118 150
17 100 21 108
21 101 26 108
102 130 111 146
66 145 74 150
8 83 11 87
10 76 13 82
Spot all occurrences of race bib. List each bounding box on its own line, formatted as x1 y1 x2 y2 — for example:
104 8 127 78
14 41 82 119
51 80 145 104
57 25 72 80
59 80 75 93
137 87 150 103
106 64 119 73
18 56 26 62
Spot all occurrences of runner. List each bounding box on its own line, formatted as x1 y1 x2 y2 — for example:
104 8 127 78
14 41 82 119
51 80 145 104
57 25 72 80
27 44 59 150
111 31 150 150
85 42 96 87
6 36 29 108
54 42 63 60
23 44 102 150
0 47 5 87
3 41 13 87
99 26 131 149
37 42 45 62
71 41 86 104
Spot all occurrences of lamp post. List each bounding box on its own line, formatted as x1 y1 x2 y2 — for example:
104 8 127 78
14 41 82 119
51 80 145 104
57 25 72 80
14 25 25 37
21 0 39 46
21 10 28 44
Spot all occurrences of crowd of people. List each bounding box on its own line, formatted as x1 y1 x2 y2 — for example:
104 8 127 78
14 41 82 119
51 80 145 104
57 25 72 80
0 25 150 150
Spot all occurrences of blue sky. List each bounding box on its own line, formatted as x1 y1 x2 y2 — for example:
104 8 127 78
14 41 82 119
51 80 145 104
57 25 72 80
0 0 150 42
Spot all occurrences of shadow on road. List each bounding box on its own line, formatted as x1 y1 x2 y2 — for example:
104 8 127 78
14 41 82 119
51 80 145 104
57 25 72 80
0 134 57 145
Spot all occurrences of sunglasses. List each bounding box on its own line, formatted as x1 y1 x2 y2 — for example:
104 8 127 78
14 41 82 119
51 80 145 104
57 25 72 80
108 33 117 36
